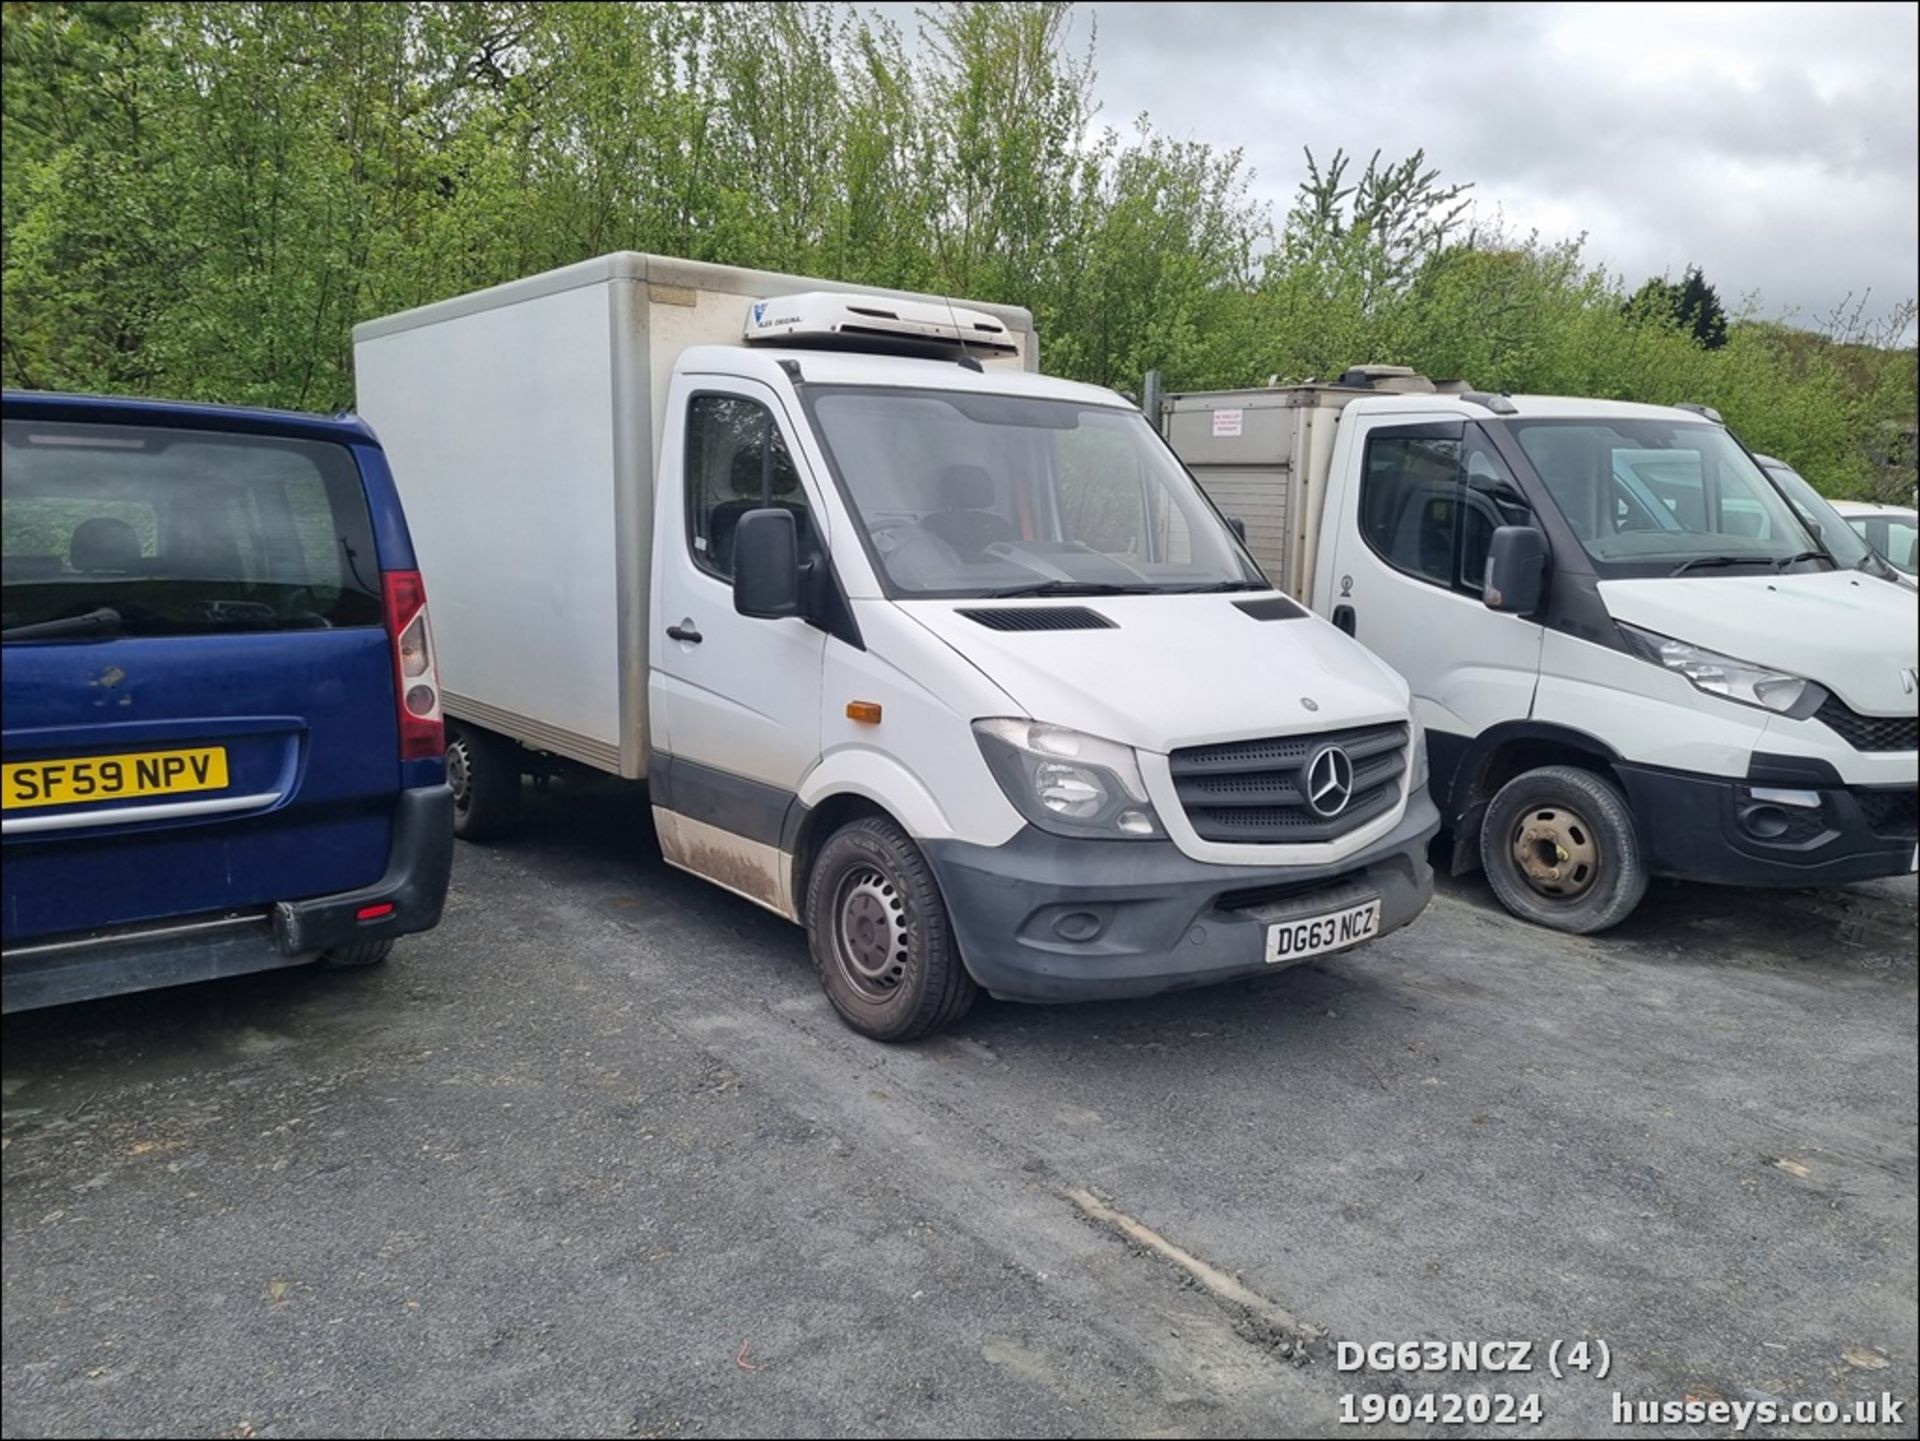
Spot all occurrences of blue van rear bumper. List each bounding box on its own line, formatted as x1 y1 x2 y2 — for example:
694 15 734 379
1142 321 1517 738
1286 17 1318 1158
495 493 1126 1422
1 785 453 1013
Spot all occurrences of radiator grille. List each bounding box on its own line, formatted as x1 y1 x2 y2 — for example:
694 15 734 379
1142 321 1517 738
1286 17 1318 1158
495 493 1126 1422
1816 697 1918 753
1170 722 1408 843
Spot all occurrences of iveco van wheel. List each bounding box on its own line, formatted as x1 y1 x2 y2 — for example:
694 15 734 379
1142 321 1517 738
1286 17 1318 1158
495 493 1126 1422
805 816 977 1041
1479 765 1648 934
445 722 523 843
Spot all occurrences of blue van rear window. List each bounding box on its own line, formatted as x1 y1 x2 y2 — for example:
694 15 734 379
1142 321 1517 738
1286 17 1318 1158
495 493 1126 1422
2 419 382 636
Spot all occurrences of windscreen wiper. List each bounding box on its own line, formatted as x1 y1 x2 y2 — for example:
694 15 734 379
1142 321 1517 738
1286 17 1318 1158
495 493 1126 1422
978 581 1160 598
1 607 123 640
188 599 289 629
1668 555 1765 577
1167 579 1269 593
1771 550 1828 573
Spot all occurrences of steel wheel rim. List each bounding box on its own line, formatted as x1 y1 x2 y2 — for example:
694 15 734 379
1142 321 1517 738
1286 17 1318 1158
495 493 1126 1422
832 864 909 1002
447 738 472 818
1509 804 1601 899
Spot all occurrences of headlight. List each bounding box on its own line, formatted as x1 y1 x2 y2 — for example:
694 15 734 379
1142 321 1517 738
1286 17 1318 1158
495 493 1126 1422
973 719 1162 839
1617 624 1823 716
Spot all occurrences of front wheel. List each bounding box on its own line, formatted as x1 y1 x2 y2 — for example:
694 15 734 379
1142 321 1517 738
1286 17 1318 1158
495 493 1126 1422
1479 765 1648 934
805 816 977 1041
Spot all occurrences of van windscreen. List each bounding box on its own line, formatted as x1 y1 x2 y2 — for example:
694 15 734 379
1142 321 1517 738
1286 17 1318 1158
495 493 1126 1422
801 387 1264 598
2 419 383 637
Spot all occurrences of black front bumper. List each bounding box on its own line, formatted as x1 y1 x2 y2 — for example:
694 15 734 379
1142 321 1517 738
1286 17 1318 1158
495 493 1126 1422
924 790 1439 1004
1617 758 1917 888
2 785 454 1013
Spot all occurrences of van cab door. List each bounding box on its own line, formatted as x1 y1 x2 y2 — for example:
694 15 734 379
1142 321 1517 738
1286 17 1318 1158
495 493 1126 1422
649 375 826 917
1320 416 1545 779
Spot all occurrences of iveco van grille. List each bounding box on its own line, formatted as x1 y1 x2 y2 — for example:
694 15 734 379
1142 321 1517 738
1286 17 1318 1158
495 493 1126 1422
1815 697 1919 753
1169 721 1409 844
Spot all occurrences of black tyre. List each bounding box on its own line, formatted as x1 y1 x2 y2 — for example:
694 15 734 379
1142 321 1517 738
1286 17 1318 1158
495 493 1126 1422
321 938 393 968
804 816 977 1041
1479 764 1648 934
446 721 523 842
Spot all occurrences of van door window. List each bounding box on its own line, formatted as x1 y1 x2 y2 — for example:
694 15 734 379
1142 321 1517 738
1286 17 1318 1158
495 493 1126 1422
1361 425 1527 596
1360 429 1462 590
685 393 809 581
1884 518 1917 571
1 420 381 636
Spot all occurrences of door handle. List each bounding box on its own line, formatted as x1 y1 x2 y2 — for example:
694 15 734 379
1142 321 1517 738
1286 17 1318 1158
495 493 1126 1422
665 620 702 644
1332 604 1356 637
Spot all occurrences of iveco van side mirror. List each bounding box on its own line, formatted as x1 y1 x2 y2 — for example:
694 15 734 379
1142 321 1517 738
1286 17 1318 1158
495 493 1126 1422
1227 515 1248 542
1482 525 1550 615
733 508 803 619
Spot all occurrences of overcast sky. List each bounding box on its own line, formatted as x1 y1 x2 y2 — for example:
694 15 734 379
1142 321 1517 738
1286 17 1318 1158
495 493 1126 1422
894 2 1920 334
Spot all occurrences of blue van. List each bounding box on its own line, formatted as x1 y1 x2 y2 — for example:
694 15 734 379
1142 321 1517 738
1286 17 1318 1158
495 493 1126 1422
1 392 454 1011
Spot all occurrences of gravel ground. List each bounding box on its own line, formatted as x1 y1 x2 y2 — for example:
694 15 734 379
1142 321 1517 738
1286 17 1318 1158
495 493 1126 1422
4 780 1915 1438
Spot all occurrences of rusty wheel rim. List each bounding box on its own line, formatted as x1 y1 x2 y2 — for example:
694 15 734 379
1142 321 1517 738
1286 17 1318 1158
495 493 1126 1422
1509 804 1601 900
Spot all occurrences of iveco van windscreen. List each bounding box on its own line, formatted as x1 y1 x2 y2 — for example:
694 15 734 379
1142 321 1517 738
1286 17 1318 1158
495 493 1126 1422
1 420 382 639
1507 418 1826 576
801 389 1265 598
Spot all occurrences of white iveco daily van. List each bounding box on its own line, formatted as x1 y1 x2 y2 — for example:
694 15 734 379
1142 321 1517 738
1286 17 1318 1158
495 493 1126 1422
1163 373 1919 933
354 256 1437 1040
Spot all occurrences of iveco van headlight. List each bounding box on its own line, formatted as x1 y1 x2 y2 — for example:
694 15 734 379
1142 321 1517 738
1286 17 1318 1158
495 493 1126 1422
1618 624 1824 716
973 719 1162 839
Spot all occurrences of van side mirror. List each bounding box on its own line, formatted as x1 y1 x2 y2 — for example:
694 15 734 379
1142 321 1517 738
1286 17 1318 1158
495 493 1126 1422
1227 515 1248 542
732 508 802 619
1482 525 1550 615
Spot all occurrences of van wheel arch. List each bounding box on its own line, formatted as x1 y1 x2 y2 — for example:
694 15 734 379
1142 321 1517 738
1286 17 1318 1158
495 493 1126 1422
1444 723 1628 877
790 792 895 906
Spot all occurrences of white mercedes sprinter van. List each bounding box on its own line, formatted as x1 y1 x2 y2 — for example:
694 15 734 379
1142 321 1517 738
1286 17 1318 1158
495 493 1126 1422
354 256 1437 1040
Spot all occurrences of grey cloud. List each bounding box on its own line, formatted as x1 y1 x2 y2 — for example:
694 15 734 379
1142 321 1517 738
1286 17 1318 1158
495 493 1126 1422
1072 1 1918 325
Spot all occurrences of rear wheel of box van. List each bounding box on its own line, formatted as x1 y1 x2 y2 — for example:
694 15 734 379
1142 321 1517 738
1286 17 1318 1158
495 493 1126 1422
445 721 523 842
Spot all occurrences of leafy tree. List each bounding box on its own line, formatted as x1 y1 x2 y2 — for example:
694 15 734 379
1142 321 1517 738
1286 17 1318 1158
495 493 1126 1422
1627 265 1729 349
1 2 1911 501
1285 147 1472 308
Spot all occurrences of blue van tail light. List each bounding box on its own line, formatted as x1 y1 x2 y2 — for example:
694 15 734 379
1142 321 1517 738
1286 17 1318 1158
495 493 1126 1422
382 570 444 760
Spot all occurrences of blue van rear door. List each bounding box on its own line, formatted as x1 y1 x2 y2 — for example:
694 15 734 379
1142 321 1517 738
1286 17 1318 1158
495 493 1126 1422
2 413 399 941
